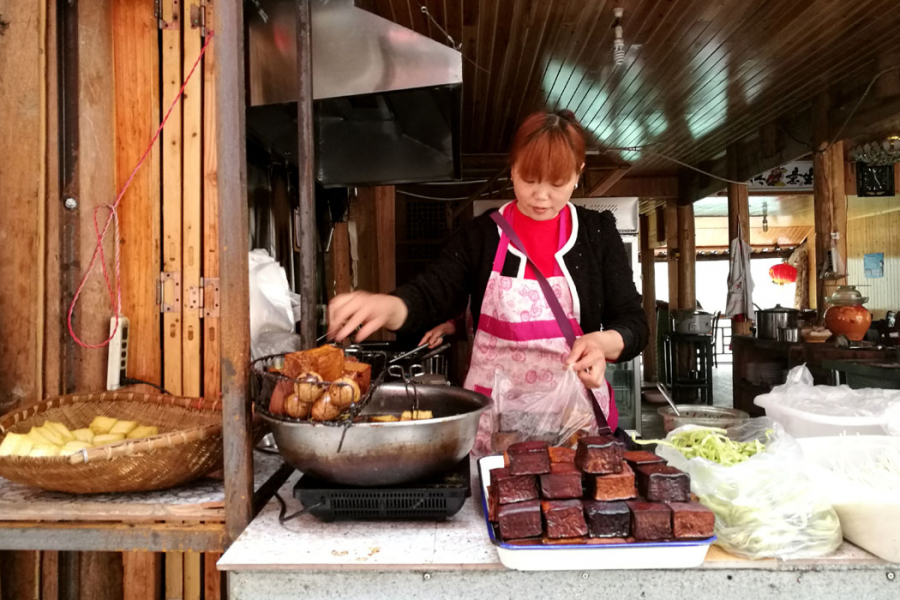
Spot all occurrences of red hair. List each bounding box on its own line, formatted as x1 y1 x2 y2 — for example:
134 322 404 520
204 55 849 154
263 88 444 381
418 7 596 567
509 110 586 184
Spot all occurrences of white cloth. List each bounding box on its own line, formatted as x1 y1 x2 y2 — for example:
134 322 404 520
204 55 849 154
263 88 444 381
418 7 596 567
726 236 754 319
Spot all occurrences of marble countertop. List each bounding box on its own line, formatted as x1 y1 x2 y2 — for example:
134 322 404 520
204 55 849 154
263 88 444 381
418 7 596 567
218 466 895 572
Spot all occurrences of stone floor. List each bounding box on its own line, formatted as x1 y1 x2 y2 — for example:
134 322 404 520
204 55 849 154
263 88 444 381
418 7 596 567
640 360 734 440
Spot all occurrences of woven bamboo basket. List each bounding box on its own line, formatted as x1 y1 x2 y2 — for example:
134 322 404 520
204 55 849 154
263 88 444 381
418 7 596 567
0 392 223 494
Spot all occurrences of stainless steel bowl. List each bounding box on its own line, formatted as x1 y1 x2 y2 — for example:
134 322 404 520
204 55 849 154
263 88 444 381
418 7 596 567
260 383 491 486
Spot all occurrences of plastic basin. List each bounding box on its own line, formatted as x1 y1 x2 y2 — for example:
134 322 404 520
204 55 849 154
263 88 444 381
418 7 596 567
798 436 900 563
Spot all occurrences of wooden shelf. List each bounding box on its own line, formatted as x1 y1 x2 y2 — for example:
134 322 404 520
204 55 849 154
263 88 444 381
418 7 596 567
0 451 288 552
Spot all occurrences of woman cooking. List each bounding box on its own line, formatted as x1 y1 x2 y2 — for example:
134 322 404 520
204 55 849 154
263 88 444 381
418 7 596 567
328 110 648 450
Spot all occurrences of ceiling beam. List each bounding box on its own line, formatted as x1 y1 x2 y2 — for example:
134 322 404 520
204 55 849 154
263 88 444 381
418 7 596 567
597 176 679 199
587 167 631 197
462 153 625 178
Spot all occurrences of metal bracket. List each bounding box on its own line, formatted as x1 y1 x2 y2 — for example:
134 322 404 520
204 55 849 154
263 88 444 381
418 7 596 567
190 2 207 36
203 277 221 318
155 0 180 31
158 272 182 313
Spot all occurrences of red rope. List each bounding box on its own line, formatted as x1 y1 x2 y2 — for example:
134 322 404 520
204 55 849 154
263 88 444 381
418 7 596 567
68 31 215 349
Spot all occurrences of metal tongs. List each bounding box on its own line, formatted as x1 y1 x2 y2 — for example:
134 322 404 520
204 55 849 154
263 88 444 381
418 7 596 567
388 364 425 382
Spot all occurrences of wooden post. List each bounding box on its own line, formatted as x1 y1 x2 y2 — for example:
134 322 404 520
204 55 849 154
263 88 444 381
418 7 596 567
375 186 397 295
162 0 183 395
111 0 161 390
183 553 201 600
122 553 160 600
665 200 680 310
215 0 254 543
296 0 317 348
331 222 352 297
203 553 224 600
182 1 203 398
677 203 697 311
639 215 658 382
203 0 221 401
727 144 752 336
164 553 183 600
0 0 47 413
813 93 848 314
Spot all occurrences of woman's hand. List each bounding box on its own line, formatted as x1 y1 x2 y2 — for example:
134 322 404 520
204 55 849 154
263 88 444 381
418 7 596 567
419 320 456 349
328 292 408 343
565 332 609 389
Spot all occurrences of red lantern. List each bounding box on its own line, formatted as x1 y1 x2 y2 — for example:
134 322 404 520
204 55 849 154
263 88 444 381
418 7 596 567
769 262 798 285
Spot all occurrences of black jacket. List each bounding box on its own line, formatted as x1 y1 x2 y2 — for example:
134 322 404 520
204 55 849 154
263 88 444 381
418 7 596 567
392 205 649 362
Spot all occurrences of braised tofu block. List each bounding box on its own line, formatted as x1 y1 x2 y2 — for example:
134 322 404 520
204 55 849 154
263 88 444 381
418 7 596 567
623 450 664 469
504 538 542 546
486 485 499 523
542 537 586 546
591 462 638 501
508 440 551 475
541 499 588 539
342 361 372 395
585 537 634 545
584 500 631 538
669 501 715 539
491 467 539 504
497 500 542 540
575 435 624 474
540 463 583 499
636 463 691 503
627 501 672 541
284 345 344 382
548 446 576 464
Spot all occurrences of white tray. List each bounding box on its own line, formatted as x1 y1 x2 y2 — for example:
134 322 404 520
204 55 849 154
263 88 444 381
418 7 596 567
478 455 715 571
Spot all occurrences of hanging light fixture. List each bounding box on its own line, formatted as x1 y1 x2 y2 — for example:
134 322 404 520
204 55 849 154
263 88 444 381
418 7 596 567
769 262 798 285
761 201 769 233
613 8 625 67
849 135 900 166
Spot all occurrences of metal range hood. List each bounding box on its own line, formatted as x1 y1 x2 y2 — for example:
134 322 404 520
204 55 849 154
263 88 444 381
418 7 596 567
247 0 463 187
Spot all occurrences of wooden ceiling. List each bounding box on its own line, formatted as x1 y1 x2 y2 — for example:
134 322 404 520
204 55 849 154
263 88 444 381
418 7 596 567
356 0 900 177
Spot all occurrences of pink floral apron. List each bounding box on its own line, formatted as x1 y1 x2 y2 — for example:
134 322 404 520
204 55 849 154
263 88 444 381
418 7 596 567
465 203 617 455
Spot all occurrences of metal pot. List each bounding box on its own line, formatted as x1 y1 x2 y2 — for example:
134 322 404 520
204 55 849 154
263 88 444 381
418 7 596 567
672 309 713 335
260 383 491 486
756 304 800 340
777 326 801 343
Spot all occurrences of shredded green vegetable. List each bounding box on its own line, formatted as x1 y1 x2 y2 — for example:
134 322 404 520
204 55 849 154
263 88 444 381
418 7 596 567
632 427 773 466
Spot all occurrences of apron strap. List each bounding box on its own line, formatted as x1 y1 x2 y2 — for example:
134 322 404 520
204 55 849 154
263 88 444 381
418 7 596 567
490 210 610 431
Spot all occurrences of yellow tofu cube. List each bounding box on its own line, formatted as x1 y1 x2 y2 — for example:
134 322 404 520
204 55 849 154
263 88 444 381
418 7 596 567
109 420 138 436
126 425 159 439
92 433 126 447
60 441 93 456
37 425 64 447
13 437 34 457
89 416 118 435
72 428 95 443
44 421 76 442
29 444 61 458
400 410 433 421
0 433 25 457
369 415 400 423
27 427 52 446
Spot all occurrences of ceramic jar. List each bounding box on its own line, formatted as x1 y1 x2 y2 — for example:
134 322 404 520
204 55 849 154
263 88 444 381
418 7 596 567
824 286 872 342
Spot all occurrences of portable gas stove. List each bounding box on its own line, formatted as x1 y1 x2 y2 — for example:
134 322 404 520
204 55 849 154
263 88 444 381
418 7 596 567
293 458 471 522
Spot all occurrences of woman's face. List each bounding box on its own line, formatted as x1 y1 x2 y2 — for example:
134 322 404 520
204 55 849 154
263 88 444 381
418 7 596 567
511 165 580 221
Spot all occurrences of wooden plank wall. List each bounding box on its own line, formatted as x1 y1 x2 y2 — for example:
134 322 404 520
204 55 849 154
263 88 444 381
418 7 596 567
847 203 900 319
0 1 48 598
0 0 47 414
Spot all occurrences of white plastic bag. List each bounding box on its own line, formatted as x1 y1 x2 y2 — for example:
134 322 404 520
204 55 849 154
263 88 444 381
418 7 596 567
761 365 900 417
248 249 302 359
489 367 596 451
657 419 842 559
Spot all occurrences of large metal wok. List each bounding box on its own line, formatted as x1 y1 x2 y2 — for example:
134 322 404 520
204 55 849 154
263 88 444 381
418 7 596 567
260 383 491 486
